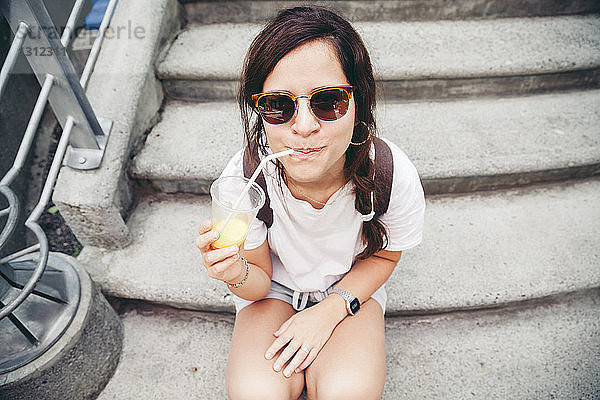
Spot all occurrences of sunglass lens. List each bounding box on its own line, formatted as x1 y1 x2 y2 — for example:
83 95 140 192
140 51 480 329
310 88 349 121
257 94 295 124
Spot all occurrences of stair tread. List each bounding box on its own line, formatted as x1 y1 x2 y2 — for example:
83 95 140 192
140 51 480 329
97 291 600 399
157 16 600 81
131 90 600 190
182 0 600 24
80 179 600 314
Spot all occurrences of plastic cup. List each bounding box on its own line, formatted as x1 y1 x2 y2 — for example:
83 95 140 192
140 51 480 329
209 176 265 249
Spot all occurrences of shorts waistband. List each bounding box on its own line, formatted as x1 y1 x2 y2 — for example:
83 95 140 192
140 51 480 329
231 280 387 315
291 285 337 311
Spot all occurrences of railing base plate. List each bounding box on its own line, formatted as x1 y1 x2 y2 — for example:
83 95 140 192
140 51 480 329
0 252 123 400
64 117 112 170
0 254 80 373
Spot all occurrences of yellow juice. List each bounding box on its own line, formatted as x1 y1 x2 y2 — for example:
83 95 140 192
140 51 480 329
211 218 249 249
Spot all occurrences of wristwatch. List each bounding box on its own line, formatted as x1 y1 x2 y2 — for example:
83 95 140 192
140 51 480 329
330 287 360 315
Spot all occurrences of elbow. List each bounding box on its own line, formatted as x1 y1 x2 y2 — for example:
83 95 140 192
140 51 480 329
246 276 272 301
246 291 269 302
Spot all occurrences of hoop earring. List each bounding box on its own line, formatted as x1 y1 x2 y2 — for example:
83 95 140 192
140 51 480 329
350 121 372 146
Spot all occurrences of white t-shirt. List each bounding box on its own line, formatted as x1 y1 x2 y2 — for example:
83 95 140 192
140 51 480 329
219 138 425 293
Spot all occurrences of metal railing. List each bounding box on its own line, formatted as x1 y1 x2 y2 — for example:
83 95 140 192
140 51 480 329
0 0 117 320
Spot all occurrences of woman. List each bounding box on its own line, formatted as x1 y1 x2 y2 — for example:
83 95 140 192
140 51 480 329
196 6 425 399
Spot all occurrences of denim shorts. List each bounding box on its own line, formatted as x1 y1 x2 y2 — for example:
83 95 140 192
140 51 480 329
232 280 387 314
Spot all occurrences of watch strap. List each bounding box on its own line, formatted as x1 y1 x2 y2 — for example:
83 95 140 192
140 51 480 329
330 287 360 315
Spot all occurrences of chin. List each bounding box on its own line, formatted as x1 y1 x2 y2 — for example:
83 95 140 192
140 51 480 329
283 164 320 182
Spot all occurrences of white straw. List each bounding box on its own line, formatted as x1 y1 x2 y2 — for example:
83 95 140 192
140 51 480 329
219 149 293 235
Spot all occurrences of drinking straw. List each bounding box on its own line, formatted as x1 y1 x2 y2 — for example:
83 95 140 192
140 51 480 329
219 149 293 235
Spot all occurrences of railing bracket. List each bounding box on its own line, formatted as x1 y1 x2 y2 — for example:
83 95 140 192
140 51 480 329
64 116 112 170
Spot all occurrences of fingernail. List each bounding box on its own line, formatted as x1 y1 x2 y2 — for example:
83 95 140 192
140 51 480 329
295 368 300 373
211 231 219 240
265 352 272 359
274 363 281 372
284 369 291 377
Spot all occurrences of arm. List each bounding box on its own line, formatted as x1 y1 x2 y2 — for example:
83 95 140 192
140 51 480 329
319 249 402 321
265 249 402 377
230 238 273 301
196 220 272 301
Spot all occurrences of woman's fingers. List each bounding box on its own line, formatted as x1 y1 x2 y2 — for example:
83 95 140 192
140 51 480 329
203 245 239 267
265 331 291 361
295 347 319 372
273 315 294 337
196 220 243 283
271 338 300 374
203 247 243 282
265 314 295 358
198 219 212 235
196 229 219 252
266 334 319 378
211 252 240 274
283 346 312 378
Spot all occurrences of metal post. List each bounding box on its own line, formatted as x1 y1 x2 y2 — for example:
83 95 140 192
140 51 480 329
60 0 86 48
1 74 55 187
0 21 28 98
80 0 118 90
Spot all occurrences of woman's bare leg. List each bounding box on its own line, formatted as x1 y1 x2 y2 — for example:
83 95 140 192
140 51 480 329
226 298 305 400
305 299 386 400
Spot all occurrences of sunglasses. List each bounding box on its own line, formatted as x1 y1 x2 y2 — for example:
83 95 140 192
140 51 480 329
252 85 355 125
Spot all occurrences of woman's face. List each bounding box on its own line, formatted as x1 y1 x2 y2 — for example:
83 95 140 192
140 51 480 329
261 40 355 185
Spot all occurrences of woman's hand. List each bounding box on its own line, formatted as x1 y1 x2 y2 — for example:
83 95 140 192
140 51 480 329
264 300 343 378
196 219 244 283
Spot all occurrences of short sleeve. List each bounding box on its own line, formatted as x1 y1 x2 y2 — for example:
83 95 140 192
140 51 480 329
218 149 268 250
379 140 426 251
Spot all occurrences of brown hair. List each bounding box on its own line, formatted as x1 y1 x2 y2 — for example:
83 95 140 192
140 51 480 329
238 6 387 259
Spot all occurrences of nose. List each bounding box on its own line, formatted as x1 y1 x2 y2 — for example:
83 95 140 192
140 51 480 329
290 97 319 137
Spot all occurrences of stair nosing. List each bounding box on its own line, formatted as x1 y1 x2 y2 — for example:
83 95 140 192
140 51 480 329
130 90 600 194
156 16 600 82
80 179 600 315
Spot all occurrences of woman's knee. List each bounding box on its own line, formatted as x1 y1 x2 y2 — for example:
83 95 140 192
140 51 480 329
227 382 297 400
227 367 304 400
308 372 385 400
227 378 300 400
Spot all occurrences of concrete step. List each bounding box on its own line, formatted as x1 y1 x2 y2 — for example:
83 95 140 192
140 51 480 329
157 16 600 101
182 0 600 24
97 290 600 399
131 90 600 195
78 178 600 315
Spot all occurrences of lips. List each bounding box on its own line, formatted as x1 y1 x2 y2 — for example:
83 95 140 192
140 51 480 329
289 147 324 160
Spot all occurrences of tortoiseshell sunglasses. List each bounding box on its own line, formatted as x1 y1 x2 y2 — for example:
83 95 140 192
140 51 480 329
252 85 355 125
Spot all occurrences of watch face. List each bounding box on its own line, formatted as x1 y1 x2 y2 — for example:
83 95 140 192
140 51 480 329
349 298 360 314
